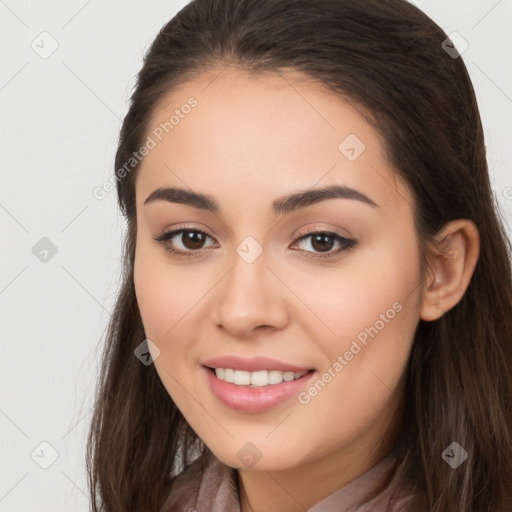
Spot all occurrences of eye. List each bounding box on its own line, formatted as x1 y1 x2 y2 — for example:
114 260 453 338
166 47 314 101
291 229 356 259
153 228 217 258
153 227 357 260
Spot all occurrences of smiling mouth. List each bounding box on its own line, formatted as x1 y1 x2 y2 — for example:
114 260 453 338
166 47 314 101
204 366 315 387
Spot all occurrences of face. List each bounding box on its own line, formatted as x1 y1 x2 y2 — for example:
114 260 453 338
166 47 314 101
133 67 424 472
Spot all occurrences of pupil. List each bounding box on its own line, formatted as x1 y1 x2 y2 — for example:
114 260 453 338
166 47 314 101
180 232 335 252
184 231 204 249
312 234 333 252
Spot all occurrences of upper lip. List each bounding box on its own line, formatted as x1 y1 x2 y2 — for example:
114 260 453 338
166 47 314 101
202 355 313 373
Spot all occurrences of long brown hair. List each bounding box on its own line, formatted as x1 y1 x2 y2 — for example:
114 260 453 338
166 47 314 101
86 1 512 510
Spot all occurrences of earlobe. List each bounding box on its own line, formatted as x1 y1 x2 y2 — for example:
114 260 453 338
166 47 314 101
420 220 480 322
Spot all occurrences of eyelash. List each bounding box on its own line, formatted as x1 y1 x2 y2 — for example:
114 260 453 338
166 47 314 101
153 226 357 260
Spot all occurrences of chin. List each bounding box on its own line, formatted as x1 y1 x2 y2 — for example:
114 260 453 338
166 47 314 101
208 442 307 472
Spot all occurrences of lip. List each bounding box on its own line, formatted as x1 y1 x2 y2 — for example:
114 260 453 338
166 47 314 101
202 355 313 373
202 366 316 413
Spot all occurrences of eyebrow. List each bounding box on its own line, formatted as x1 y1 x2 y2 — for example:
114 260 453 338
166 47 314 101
143 184 379 215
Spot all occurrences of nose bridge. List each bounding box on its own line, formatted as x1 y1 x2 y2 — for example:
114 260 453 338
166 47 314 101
212 236 288 335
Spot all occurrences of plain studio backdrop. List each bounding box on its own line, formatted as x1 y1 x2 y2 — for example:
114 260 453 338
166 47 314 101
0 0 511 510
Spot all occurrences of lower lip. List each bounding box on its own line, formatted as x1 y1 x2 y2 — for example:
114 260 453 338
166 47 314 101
203 366 316 413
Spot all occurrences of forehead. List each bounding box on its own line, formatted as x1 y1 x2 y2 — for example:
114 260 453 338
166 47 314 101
135 66 413 216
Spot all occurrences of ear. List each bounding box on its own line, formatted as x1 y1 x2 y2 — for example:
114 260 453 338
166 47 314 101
420 219 480 322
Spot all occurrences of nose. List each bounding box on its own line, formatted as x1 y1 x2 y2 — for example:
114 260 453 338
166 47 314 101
211 248 290 338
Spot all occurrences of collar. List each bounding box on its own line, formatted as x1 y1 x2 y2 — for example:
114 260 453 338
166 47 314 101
162 446 416 511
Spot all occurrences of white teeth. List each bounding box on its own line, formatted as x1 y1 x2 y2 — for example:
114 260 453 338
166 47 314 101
233 370 251 385
213 368 309 387
268 370 283 385
250 370 268 387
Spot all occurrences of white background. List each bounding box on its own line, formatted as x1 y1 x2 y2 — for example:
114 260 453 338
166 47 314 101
1 0 511 510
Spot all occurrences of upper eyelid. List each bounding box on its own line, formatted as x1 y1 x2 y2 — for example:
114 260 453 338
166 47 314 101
158 226 351 241
154 227 356 262
156 227 354 250
160 227 217 242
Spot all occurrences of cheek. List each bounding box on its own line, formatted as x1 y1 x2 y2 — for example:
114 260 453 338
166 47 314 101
291 238 421 351
133 251 171 339
133 242 203 340
133 241 216 397
133 246 200 404
291 237 421 411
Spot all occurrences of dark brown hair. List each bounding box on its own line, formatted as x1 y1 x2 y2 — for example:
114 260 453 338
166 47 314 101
86 1 512 510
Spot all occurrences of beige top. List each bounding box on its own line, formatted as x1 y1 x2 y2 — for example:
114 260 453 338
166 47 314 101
161 447 421 511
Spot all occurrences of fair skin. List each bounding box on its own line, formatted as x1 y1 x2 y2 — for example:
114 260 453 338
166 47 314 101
133 66 479 512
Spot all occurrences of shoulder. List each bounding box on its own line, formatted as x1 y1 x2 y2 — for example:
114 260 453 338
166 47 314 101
355 451 427 512
382 456 427 512
384 478 424 511
160 448 240 512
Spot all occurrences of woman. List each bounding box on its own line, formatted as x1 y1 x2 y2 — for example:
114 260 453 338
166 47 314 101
86 0 512 511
